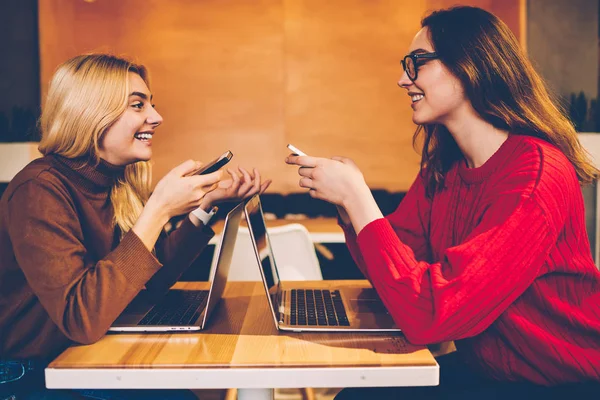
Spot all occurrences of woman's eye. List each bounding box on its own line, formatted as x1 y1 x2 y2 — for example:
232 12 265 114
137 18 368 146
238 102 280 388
132 102 143 109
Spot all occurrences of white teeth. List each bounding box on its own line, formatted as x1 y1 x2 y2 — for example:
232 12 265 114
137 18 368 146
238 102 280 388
135 133 153 140
411 94 424 102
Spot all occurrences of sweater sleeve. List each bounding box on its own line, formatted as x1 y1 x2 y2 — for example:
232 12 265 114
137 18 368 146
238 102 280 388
357 191 562 345
342 173 432 280
6 179 162 344
146 217 214 297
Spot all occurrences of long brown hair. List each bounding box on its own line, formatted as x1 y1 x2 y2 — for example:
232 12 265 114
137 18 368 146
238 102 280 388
415 6 598 196
39 54 152 235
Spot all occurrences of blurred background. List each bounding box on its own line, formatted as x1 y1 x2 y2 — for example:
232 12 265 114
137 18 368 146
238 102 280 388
1 3 598 398
1 0 599 269
1 0 597 189
0 0 531 191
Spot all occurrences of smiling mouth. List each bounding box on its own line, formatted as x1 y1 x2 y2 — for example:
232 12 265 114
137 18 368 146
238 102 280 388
411 94 424 103
134 132 153 141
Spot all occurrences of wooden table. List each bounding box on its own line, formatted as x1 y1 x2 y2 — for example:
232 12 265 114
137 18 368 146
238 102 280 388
210 217 345 244
46 281 439 399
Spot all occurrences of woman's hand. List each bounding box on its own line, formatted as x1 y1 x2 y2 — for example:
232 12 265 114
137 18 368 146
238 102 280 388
147 159 223 220
200 166 272 210
285 155 383 233
285 155 368 207
132 160 222 250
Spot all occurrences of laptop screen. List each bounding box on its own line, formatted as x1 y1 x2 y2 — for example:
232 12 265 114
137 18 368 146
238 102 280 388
244 195 282 301
202 201 244 326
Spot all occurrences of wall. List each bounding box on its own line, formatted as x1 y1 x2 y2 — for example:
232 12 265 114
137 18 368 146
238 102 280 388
0 0 39 115
526 0 600 267
0 0 40 142
527 0 598 100
38 0 523 193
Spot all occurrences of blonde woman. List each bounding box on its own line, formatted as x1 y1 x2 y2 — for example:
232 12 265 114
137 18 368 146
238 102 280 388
0 54 270 399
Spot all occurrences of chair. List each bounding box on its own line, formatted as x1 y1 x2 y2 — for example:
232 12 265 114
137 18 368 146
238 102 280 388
210 223 323 282
214 223 319 400
0 142 41 182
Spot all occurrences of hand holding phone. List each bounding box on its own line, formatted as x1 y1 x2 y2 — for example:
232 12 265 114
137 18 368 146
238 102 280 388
195 150 233 175
287 144 307 156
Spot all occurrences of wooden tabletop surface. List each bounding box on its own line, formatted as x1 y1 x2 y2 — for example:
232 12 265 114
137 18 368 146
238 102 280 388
48 281 435 370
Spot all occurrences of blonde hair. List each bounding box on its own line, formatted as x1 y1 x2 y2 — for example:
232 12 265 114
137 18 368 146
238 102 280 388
39 54 152 235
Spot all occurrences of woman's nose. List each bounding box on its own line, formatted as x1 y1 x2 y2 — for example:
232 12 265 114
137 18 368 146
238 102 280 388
397 70 412 88
147 107 163 127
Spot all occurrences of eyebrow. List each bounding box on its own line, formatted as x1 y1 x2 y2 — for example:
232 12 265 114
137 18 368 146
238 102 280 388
409 48 430 55
129 91 153 100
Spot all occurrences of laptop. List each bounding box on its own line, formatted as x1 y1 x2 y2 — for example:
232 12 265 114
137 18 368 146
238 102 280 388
243 195 400 333
109 201 244 332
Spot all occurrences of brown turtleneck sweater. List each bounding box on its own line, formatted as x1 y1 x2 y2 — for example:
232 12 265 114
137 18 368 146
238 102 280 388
0 155 214 361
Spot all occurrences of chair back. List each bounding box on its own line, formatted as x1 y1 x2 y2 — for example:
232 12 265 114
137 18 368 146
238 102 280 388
210 223 323 281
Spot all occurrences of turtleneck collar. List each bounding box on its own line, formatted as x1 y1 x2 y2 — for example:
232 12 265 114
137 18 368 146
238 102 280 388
457 134 521 184
52 154 126 194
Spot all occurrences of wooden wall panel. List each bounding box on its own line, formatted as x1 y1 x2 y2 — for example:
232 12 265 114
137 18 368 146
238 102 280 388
38 0 523 193
115 1 286 189
284 0 425 192
39 0 286 188
39 1 128 97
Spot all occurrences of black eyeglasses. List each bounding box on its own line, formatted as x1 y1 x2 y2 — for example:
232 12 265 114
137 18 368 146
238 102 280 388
401 52 439 82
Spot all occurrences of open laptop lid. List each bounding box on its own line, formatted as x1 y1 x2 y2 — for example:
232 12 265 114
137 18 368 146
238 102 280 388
109 200 244 332
200 201 244 328
244 195 284 327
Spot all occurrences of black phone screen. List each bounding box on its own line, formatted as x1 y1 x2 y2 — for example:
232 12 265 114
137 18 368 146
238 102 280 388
196 151 233 175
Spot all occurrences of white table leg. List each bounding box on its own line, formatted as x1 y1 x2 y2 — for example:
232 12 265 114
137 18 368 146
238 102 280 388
237 388 274 400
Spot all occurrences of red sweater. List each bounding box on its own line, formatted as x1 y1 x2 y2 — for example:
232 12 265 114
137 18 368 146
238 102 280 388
343 134 600 385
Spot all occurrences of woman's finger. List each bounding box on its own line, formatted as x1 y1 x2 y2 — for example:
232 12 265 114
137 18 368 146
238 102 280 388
259 179 272 194
190 170 223 188
227 168 242 191
331 156 355 167
286 155 319 168
299 177 312 189
196 182 219 202
237 166 254 195
173 159 201 177
298 166 313 178
243 177 259 197
251 168 261 193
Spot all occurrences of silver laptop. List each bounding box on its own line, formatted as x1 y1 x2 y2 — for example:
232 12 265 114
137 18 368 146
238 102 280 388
109 201 244 332
244 195 400 333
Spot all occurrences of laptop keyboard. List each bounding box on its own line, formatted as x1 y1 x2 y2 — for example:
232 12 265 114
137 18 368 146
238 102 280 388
290 289 350 326
138 290 209 326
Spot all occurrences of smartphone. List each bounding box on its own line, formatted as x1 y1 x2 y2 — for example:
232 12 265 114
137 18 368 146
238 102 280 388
287 144 308 156
195 150 233 175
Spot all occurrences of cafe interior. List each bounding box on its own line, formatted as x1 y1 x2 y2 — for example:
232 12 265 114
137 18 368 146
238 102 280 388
1 1 599 399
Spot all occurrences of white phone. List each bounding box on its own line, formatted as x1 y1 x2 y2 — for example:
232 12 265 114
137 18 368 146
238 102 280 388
287 143 308 156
